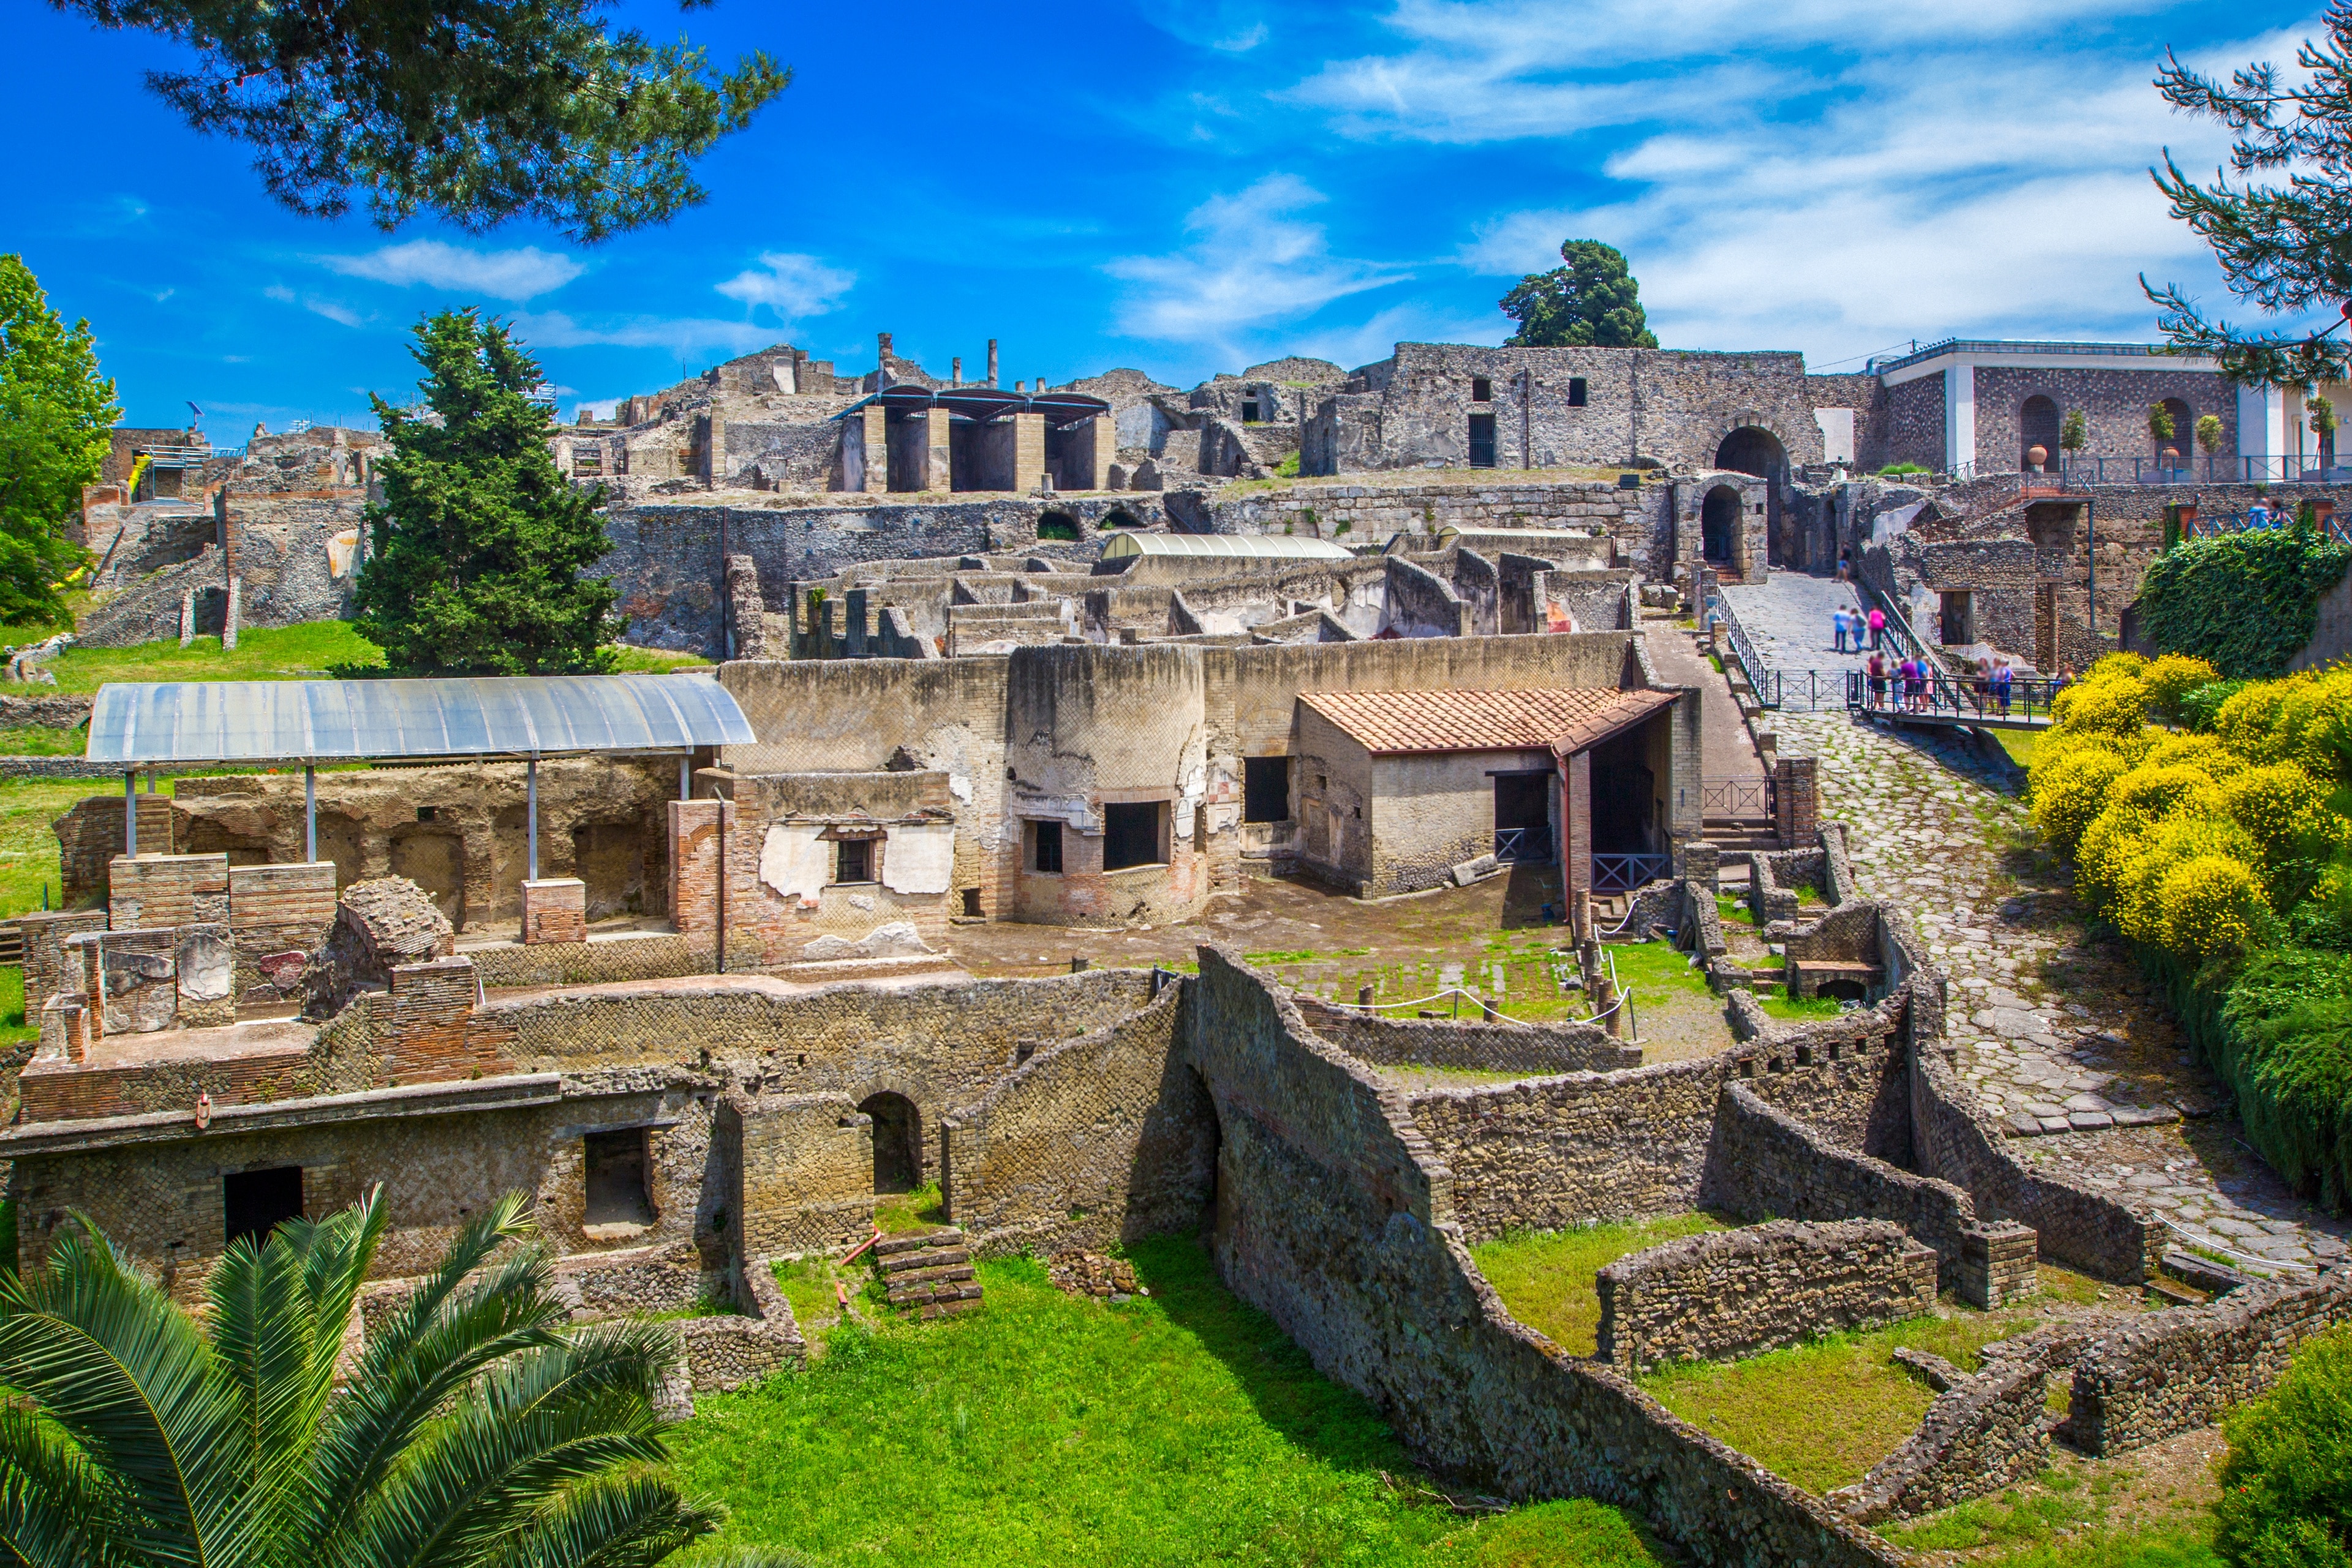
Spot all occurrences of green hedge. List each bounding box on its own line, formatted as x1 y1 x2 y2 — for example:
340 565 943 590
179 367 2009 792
2143 944 2352 1209
2135 528 2352 679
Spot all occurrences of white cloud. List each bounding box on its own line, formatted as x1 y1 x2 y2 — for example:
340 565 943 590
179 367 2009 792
312 239 586 301
510 311 780 357
714 253 856 320
1106 175 1410 355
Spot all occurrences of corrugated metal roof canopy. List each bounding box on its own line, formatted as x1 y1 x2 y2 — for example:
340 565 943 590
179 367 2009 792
1099 532 1354 562
87 673 755 767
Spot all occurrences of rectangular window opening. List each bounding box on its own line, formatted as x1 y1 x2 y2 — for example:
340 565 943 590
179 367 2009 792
1243 756 1291 824
834 837 872 883
584 1128 654 1227
1030 819 1063 874
1569 377 1588 407
1471 377 1493 402
224 1166 304 1249
1103 801 1166 871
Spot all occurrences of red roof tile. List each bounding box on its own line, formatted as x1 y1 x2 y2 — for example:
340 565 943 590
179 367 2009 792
1297 687 1675 756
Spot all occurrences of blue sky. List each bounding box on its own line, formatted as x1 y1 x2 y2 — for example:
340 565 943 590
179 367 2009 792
1 0 2329 430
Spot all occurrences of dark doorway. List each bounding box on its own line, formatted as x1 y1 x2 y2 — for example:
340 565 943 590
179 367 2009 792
1468 413 1497 468
1243 757 1290 823
860 1092 922 1193
584 1128 654 1226
224 1166 303 1248
1493 773 1551 862
1702 485 1741 564
1103 801 1165 870
2019 396 2060 471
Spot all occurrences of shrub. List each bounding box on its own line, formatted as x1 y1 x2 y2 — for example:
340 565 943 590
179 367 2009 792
2030 747 2133 855
2215 1325 2352 1566
2157 853 2266 957
2133 529 2352 679
2146 654 2223 719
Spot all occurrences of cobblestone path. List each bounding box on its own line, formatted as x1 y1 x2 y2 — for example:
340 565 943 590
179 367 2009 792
1777 703 2347 1279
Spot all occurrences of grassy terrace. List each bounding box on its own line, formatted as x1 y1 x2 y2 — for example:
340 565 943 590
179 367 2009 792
698 1237 1668 1567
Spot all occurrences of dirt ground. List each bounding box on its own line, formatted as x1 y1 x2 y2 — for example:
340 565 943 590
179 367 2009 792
949 865 1743 1060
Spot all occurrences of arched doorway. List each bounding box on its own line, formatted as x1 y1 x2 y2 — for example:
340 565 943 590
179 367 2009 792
859 1091 922 1193
2155 399 2193 465
1714 426 1787 478
1701 485 1741 566
2019 396 2060 472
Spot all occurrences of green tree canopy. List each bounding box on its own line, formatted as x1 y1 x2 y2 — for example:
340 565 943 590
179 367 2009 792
51 1 786 240
1498 240 1658 349
0 1191 774 1568
352 311 624 674
2146 4 2352 383
0 255 115 630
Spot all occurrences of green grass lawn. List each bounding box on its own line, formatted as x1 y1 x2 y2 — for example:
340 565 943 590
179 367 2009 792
1471 1213 1729 1357
685 1237 1668 1568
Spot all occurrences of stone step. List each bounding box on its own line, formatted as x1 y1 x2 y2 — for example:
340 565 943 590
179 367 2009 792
880 1246 970 1273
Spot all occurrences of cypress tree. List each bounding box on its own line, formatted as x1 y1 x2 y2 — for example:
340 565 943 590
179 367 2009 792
352 311 622 676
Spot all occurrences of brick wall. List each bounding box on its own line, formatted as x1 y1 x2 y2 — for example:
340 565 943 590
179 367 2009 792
1596 1219 1937 1371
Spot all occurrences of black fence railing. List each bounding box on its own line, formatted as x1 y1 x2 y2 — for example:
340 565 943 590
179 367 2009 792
1701 776 1776 818
1593 852 1670 893
1711 594 1781 709
1846 668 2061 725
1495 825 1553 864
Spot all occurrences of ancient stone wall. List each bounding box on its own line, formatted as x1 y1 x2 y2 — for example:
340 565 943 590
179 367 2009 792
1185 948 1903 1567
1595 1219 1937 1371
2070 1264 2352 1453
943 979 1218 1255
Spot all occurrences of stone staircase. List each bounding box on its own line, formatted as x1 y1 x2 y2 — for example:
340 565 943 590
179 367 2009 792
874 1227 985 1319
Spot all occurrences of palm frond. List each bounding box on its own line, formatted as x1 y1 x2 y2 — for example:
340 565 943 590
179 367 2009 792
0 1221 251 1568
0 1406 129 1568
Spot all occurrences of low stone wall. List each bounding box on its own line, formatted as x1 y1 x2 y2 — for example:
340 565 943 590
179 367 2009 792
2070 1263 2352 1454
1596 1219 1936 1372
1297 1000 1641 1074
1703 1082 1978 1288
1834 1325 2089 1523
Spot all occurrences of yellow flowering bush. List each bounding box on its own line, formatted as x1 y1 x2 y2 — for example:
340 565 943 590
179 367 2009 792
2157 855 2264 957
2144 654 2222 717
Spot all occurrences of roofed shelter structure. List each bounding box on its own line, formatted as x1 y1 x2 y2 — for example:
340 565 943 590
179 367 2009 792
1291 687 1682 899
87 673 754 885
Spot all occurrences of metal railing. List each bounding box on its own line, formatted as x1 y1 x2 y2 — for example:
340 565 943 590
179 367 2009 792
1494 826 1553 864
1711 593 1781 709
1701 777 1776 817
1845 667 2061 725
1593 852 1670 892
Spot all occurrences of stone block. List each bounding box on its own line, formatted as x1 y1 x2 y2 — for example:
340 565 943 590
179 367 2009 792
521 878 589 945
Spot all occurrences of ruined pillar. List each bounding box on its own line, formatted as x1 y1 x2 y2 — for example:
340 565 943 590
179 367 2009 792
924 409 952 491
859 405 887 496
1012 412 1047 493
986 339 999 389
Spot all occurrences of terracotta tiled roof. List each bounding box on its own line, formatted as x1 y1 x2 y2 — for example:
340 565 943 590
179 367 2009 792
1296 687 1675 756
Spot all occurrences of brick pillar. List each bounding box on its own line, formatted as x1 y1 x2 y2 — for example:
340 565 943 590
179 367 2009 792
1563 752 1591 900
1774 754 1819 850
1012 413 1046 492
521 878 587 944
860 405 887 495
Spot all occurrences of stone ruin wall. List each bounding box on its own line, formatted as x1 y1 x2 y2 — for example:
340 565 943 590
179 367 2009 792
1595 1218 1939 1372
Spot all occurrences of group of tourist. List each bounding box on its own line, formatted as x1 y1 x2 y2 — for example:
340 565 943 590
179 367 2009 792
1830 602 1885 653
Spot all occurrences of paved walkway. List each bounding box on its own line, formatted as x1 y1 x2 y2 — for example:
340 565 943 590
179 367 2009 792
1779 704 2345 1280
1642 620 1765 780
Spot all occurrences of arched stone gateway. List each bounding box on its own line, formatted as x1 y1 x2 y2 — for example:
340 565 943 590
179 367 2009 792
1701 485 1742 565
1714 426 1787 478
859 1091 922 1194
